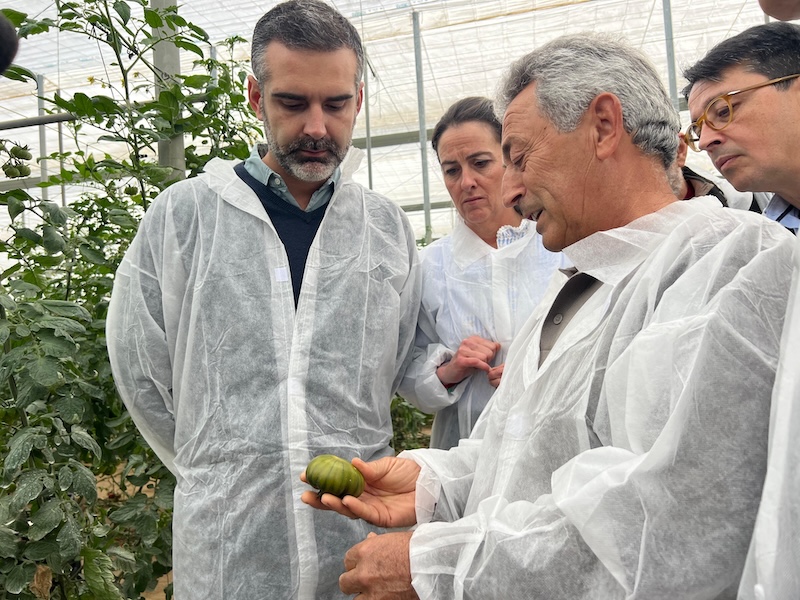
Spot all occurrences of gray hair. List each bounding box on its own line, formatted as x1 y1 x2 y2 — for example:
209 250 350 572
497 33 680 169
251 0 364 86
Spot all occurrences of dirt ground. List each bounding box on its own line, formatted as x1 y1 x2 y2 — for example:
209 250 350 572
142 575 171 599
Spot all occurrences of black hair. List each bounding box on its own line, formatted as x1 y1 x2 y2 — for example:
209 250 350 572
431 97 502 160
0 13 19 76
251 0 364 86
683 22 800 98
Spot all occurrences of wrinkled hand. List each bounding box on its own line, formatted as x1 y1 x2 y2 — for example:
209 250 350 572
340 531 418 599
301 456 420 528
437 336 500 387
488 363 504 388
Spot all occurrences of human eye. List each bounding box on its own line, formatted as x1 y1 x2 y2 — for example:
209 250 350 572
326 101 347 112
279 99 305 111
707 98 731 127
443 166 460 178
474 159 490 169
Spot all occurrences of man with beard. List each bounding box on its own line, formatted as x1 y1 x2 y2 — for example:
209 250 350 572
105 1 420 598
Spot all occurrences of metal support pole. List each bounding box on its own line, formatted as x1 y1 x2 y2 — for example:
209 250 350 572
661 0 679 111
364 49 373 190
36 74 49 201
413 11 432 244
152 0 185 180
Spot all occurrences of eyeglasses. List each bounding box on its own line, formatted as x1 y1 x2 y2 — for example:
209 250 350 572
683 73 800 151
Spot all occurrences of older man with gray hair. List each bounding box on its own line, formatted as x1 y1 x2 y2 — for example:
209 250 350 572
303 32 795 599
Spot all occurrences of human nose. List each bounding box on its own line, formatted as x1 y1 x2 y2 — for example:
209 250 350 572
303 104 327 139
697 123 724 152
502 167 524 209
460 168 478 191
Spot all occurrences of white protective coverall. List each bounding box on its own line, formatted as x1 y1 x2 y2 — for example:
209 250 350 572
106 148 420 599
400 198 795 599
738 231 800 600
398 218 563 449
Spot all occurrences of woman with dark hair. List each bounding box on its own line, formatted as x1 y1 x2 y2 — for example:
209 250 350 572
398 97 564 450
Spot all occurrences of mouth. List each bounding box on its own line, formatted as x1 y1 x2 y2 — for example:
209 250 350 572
714 155 737 172
526 208 543 221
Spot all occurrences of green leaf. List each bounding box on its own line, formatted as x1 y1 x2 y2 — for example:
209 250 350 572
109 494 146 525
69 461 97 503
39 299 92 320
41 202 69 226
173 38 203 57
42 225 67 254
22 539 60 560
0 294 16 309
71 92 95 117
27 500 64 542
34 315 87 336
143 8 163 28
108 209 138 229
79 244 107 265
107 546 137 572
183 74 211 89
15 227 42 243
0 323 9 345
113 1 131 25
4 562 36 594
82 547 124 600
37 329 78 358
1 64 36 82
27 356 61 387
70 426 102 459
0 8 26 26
0 527 17 559
7 196 25 221
188 22 209 41
10 471 45 513
4 429 36 473
56 517 81 561
9 279 40 296
57 466 73 491
55 396 86 424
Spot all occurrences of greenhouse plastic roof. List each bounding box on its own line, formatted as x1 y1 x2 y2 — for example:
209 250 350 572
0 0 784 239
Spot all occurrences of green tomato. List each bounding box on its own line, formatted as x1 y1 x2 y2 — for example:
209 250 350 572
10 146 32 160
305 454 365 498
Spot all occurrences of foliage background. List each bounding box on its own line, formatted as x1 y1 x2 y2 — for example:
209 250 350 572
0 1 431 598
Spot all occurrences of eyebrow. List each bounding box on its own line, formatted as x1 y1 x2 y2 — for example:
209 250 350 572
440 151 494 167
271 92 354 103
501 140 513 162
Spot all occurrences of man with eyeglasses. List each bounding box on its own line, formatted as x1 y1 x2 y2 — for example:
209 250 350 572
682 21 800 234
685 20 800 600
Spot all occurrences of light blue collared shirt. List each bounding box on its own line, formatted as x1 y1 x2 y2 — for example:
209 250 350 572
764 193 800 234
243 143 340 212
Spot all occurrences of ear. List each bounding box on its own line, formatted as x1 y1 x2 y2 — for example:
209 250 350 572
587 92 623 161
247 75 264 119
675 133 688 168
355 81 365 115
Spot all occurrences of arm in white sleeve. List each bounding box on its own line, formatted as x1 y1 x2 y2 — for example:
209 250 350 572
390 217 424 396
406 240 792 599
397 301 467 413
106 199 181 473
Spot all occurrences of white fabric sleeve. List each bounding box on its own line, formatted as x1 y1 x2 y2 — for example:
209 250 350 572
106 197 180 474
406 240 790 599
397 303 467 413
739 233 800 600
400 440 482 525
390 217 424 396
